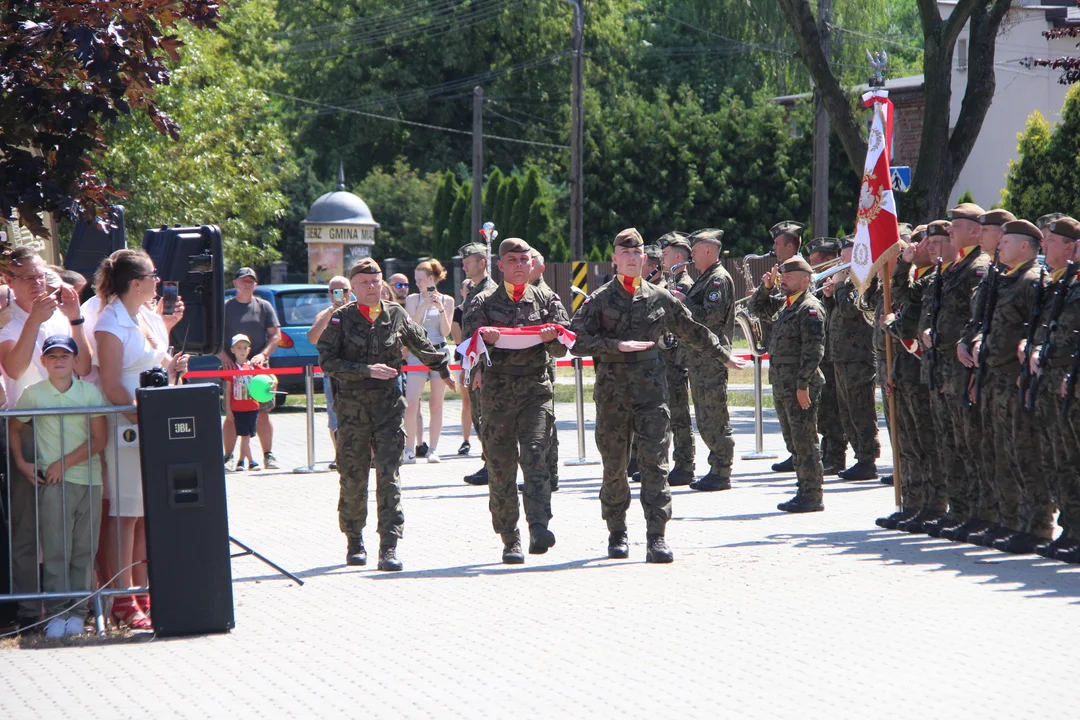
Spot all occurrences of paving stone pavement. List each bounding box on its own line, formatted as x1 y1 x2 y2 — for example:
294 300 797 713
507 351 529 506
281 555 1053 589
3 399 1080 719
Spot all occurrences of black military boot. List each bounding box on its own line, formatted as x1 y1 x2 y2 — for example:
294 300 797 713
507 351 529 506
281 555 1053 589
1053 541 1080 563
778 495 824 513
667 469 694 486
502 531 524 564
550 475 559 492
838 461 879 481
937 517 969 540
976 524 1013 547
922 514 955 537
876 508 917 530
999 531 1043 555
607 531 629 559
689 473 731 492
377 544 403 572
896 509 935 533
463 465 489 485
771 455 794 473
1035 534 1073 559
952 518 990 543
626 456 638 478
879 474 894 486
345 536 367 566
630 472 641 483
528 524 556 555
645 533 674 563
823 461 845 476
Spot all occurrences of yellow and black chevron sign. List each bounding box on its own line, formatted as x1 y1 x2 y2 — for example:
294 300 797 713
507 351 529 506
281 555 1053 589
571 261 588 312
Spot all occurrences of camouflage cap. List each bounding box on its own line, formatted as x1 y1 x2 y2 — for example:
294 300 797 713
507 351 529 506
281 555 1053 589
688 228 724 247
897 222 914 241
613 228 644 248
1001 219 1042 241
498 237 531 255
657 231 691 252
926 220 951 237
806 237 841 256
348 258 382 278
977 209 1016 226
779 256 813 275
769 221 804 240
1047 217 1080 240
643 244 662 260
459 242 488 258
840 235 855 250
1037 212 1066 230
947 202 985 221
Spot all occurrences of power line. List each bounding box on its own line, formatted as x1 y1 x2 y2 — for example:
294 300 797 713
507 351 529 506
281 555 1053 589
267 90 570 149
272 0 467 39
826 23 924 54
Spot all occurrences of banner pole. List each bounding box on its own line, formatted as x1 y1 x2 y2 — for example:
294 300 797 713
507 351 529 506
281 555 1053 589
883 268 902 510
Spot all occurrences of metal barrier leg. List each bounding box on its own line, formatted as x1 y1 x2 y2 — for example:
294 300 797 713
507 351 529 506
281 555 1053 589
294 365 330 474
93 593 107 636
741 355 778 461
563 357 600 467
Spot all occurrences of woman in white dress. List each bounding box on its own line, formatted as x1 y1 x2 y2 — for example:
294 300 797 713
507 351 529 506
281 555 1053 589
93 249 186 629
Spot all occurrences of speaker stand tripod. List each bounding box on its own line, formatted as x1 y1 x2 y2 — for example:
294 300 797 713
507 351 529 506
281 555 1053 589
229 536 304 586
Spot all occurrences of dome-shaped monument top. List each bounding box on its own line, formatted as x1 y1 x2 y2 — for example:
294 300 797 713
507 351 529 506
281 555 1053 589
303 162 379 283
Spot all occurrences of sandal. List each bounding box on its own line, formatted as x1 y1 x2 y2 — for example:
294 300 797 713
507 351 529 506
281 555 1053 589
111 595 152 630
136 593 152 619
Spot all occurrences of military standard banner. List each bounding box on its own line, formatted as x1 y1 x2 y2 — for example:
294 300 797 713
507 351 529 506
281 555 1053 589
850 90 902 292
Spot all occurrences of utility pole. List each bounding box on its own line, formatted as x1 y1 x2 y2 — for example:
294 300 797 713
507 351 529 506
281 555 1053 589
811 0 832 240
472 86 484 245
565 0 584 261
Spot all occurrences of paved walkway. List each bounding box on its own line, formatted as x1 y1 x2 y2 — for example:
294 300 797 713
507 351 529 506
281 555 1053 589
3 400 1079 719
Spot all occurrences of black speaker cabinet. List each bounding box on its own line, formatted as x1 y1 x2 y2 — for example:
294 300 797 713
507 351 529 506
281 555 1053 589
137 383 234 637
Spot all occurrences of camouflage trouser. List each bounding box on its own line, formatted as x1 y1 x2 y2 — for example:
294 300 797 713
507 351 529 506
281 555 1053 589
547 365 559 482
945 393 980 522
594 363 672 535
876 359 891 439
818 362 848 466
985 372 1051 534
335 385 406 542
479 372 554 535
925 389 953 514
687 364 734 477
1012 382 1054 538
665 360 695 473
774 381 823 500
1059 371 1080 539
895 375 936 511
834 361 880 463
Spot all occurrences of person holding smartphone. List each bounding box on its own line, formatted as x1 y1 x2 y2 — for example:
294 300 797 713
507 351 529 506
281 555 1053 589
308 276 352 468
403 260 454 464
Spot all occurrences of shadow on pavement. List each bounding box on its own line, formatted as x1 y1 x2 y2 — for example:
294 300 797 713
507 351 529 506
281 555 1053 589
773 528 1080 602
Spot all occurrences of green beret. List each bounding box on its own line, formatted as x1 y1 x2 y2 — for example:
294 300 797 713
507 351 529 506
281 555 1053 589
348 258 382 277
779 256 813 274
948 203 985 221
926 220 951 238
977 209 1016 226
1048 217 1080 240
498 237 531 255
1002 219 1042 241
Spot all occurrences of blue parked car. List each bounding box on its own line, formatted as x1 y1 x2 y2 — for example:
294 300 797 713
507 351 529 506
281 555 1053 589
189 284 332 399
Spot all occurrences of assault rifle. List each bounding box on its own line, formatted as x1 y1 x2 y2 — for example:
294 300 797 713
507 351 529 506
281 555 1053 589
1065 330 1080 417
972 248 1002 407
1027 260 1079 411
927 258 944 391
1018 264 1047 412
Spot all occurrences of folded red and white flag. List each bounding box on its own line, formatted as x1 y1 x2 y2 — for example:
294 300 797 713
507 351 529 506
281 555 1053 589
458 325 576 374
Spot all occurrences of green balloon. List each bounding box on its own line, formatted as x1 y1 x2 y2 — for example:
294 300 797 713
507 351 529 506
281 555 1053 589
249 374 275 403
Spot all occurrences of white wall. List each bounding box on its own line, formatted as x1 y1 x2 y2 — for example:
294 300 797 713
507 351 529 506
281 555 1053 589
947 4 1072 208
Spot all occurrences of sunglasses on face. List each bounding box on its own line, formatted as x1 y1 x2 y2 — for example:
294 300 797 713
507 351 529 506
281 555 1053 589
393 283 409 289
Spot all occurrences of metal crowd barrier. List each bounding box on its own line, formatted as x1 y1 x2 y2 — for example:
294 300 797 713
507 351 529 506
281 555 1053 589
1 404 143 637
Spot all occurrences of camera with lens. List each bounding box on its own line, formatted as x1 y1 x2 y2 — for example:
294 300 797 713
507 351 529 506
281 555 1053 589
140 366 169 389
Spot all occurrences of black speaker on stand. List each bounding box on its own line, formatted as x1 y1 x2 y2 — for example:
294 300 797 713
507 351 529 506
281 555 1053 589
137 383 234 637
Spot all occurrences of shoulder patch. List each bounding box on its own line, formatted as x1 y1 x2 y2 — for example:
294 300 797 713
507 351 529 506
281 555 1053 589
707 291 720 301
808 308 818 316
330 317 340 324
583 297 591 304
711 280 722 286
470 296 481 306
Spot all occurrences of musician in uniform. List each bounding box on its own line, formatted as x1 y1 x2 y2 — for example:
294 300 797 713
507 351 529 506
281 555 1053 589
806 237 847 475
529 248 560 493
657 232 696 486
460 241 498 487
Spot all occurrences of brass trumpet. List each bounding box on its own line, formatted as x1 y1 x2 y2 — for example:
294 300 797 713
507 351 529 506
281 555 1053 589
811 262 851 291
666 260 693 288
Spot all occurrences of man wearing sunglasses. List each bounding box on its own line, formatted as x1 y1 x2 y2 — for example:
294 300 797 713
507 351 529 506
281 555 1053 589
387 274 410 305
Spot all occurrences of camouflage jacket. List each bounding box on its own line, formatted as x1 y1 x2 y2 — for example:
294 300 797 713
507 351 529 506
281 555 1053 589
653 268 694 368
1035 265 1080 371
462 282 570 374
972 259 1048 377
827 277 875 364
681 261 736 367
890 262 934 385
317 301 450 389
748 286 826 389
465 275 497 306
923 248 990 394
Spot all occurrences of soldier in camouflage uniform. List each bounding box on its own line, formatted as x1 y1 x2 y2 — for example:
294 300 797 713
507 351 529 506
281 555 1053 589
529 248 560 492
658 232 696 485
317 258 455 572
1029 217 1080 560
823 238 880 480
806 237 847 475
877 226 942 529
960 220 1050 553
674 229 739 492
462 238 569 564
748 256 827 512
625 244 666 480
570 229 746 563
460 242 498 486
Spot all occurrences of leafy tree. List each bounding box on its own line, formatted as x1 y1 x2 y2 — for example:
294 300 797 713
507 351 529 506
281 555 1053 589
526 198 553 255
446 188 469 261
512 168 542 239
956 190 976 206
431 171 458 258
777 0 1013 222
499 176 522 238
0 0 222 237
483 168 504 222
96 0 296 268
548 233 571 263
352 159 441 262
1003 88 1080 221
458 181 474 250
